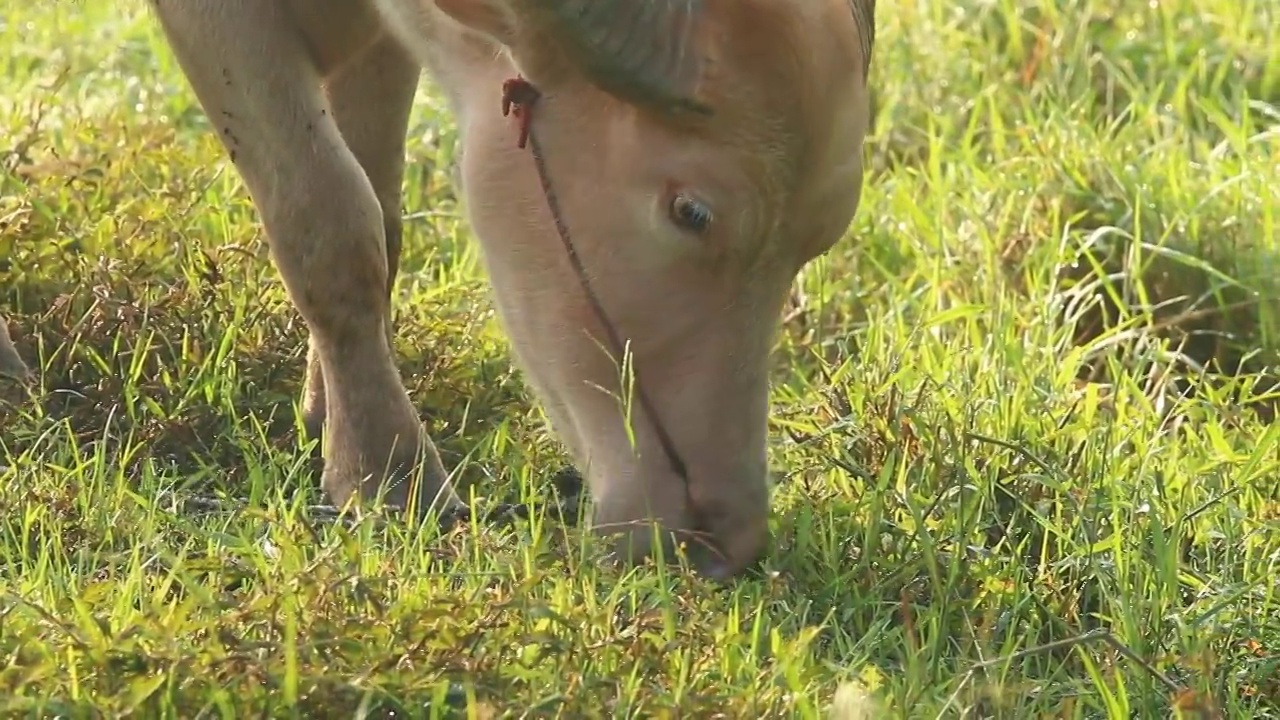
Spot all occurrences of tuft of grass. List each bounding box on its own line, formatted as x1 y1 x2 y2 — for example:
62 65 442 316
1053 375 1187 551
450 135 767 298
2 0 1277 716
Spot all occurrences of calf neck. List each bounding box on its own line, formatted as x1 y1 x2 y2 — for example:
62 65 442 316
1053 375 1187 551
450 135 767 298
147 0 874 579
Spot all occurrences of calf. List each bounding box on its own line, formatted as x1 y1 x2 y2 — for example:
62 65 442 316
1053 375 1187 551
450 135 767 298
147 0 875 579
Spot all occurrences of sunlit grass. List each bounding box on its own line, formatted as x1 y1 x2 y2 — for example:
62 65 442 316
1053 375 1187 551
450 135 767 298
2 0 1277 716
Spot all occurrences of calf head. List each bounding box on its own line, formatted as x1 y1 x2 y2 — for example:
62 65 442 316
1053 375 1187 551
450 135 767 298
434 0 874 578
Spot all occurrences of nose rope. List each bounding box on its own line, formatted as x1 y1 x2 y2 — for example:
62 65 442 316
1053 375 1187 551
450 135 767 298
500 76 714 553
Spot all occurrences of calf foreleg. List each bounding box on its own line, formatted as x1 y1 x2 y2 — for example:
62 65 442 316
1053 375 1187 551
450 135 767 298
150 0 460 516
301 35 421 443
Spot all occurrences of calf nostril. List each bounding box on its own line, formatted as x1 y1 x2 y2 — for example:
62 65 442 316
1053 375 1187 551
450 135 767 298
686 502 769 582
698 555 736 583
688 534 766 582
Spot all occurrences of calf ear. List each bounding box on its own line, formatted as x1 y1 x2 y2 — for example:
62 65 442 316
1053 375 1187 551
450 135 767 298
436 0 711 115
849 0 875 80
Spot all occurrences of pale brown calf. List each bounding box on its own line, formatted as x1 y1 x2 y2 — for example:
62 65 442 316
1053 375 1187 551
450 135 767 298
145 0 875 579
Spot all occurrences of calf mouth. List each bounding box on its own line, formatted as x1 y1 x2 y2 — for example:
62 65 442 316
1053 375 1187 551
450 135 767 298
593 511 769 583
162 463 772 581
684 524 770 582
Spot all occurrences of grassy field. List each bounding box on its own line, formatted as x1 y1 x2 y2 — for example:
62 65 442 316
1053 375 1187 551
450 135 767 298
2 0 1278 716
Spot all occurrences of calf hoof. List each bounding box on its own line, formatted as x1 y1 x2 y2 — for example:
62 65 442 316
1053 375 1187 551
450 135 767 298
321 426 464 521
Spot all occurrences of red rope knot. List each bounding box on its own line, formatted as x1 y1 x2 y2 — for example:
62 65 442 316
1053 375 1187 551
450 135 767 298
501 76 541 150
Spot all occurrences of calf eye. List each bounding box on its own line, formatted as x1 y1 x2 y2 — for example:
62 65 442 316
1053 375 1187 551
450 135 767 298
670 193 713 234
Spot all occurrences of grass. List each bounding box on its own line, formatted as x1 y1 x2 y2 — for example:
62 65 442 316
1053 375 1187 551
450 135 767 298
1 0 1278 716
